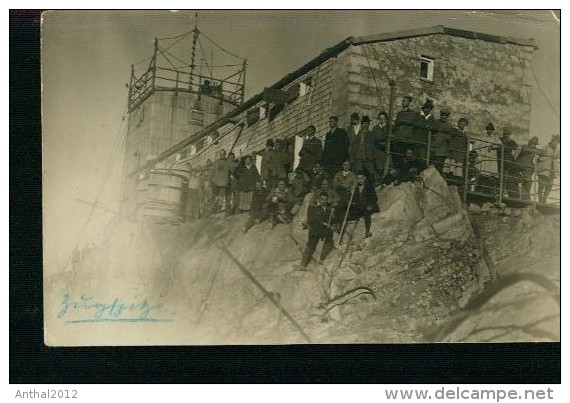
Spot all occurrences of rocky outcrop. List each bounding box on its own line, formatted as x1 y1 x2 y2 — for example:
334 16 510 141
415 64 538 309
44 168 559 344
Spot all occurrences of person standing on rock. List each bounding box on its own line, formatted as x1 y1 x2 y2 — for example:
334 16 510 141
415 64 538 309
347 174 380 238
208 149 232 213
393 93 420 167
235 155 262 213
243 180 270 233
371 111 389 178
297 125 322 174
297 192 335 269
322 116 350 176
349 115 376 183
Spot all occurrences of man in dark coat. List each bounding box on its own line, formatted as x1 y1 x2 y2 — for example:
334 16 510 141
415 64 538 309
430 109 454 173
396 148 427 183
243 180 270 233
321 116 350 176
497 127 520 197
349 115 376 182
347 174 380 238
309 162 331 191
393 94 421 167
298 192 335 269
371 111 389 175
298 125 322 173
235 155 262 213
415 99 436 162
346 112 361 140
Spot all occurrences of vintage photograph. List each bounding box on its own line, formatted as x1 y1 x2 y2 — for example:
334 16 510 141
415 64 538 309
42 10 560 345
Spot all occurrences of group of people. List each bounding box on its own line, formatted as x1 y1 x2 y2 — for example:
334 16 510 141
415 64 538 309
178 94 559 269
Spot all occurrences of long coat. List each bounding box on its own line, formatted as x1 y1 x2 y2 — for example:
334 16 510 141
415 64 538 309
393 109 421 141
260 149 288 181
537 144 560 178
209 158 231 187
322 128 350 172
298 136 323 172
349 127 376 164
349 182 380 220
449 128 469 163
431 120 455 157
236 164 261 192
307 203 334 237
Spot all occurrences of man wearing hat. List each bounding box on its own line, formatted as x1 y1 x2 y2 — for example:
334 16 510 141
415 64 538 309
445 117 470 182
415 99 436 162
393 94 421 168
537 134 560 203
347 112 361 139
517 136 542 200
260 138 288 190
349 115 376 182
298 125 323 174
430 108 454 173
498 127 520 197
321 116 350 176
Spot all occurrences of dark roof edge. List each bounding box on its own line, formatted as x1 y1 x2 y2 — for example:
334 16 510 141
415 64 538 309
352 25 538 49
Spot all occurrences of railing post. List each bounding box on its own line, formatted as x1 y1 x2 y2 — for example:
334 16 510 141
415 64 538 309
463 136 470 204
498 143 505 204
241 59 247 104
129 64 135 110
151 38 158 90
382 79 397 178
426 129 431 167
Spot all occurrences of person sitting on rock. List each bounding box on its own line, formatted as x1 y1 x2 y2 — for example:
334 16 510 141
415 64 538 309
347 173 380 238
243 180 270 233
395 148 426 183
333 159 357 198
296 191 335 270
309 162 331 192
266 179 296 227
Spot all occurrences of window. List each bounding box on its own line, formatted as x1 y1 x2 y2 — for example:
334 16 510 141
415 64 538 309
300 77 313 96
420 56 435 82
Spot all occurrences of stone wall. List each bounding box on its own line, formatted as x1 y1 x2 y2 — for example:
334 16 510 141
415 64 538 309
345 34 535 141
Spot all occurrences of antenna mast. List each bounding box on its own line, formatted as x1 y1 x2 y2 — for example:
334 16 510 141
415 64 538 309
189 12 199 91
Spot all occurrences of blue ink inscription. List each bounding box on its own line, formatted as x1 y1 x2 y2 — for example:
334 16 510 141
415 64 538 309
57 293 173 323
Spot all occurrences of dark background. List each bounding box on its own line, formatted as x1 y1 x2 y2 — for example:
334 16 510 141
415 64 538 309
10 9 560 384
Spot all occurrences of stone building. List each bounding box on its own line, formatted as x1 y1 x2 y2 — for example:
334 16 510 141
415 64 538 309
122 25 536 219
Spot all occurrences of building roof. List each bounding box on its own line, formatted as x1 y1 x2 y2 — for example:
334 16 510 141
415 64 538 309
352 25 537 48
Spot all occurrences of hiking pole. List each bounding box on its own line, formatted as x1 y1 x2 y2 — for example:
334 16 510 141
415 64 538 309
337 185 357 247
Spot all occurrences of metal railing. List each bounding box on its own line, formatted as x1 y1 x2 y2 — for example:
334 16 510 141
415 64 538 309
381 130 560 208
128 65 245 112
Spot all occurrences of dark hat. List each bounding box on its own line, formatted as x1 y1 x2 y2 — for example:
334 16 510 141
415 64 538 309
529 136 539 145
503 127 512 135
458 117 469 125
485 122 495 132
421 99 434 110
350 112 360 119
266 138 275 147
440 108 451 116
361 115 371 123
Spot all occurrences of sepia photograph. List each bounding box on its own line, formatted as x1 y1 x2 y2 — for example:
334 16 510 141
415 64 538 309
42 10 560 346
